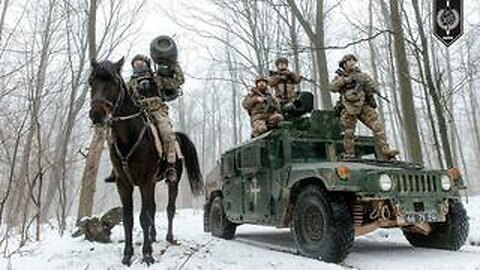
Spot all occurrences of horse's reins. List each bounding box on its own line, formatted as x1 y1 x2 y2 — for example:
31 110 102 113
94 73 151 186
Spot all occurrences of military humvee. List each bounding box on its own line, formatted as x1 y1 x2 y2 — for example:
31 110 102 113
203 110 469 263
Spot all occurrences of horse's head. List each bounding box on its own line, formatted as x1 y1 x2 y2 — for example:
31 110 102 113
88 58 125 125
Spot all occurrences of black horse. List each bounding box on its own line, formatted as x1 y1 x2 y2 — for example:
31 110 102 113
88 58 203 266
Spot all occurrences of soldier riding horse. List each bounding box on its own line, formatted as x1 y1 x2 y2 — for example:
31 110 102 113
88 58 203 266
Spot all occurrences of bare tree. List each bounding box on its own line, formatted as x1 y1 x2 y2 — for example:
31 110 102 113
286 0 332 109
389 0 423 164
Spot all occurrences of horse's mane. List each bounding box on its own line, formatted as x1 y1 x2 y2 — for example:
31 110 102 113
93 60 118 80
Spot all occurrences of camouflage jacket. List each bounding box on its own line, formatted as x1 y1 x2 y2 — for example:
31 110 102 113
330 68 377 114
242 87 281 121
268 70 302 104
153 61 185 91
127 73 167 112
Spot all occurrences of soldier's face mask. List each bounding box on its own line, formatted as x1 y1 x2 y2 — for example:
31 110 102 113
132 60 148 75
344 59 357 71
277 62 288 71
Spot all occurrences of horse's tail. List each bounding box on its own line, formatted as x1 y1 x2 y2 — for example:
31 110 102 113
176 132 203 196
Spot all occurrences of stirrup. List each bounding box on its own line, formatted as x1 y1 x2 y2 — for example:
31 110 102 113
104 173 116 183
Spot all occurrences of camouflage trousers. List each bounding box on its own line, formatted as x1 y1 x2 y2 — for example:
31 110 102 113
251 113 284 138
150 109 177 164
340 105 392 158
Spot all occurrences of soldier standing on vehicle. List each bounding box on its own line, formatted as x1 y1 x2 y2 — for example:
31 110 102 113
269 57 302 109
243 75 284 138
330 54 399 160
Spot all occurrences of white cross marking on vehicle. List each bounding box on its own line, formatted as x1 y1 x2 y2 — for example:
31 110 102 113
250 178 261 205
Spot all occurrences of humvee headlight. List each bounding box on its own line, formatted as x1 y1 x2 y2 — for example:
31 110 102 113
441 175 451 191
379 174 392 191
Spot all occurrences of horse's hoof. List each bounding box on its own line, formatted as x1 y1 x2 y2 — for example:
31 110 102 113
121 255 132 266
166 236 178 245
142 254 155 266
149 234 157 243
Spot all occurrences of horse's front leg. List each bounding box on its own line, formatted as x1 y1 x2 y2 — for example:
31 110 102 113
117 181 134 266
140 181 156 265
166 179 179 243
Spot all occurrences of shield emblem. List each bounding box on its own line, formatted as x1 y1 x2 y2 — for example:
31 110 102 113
433 0 463 47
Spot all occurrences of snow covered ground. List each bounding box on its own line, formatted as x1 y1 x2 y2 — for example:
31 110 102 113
1 196 479 270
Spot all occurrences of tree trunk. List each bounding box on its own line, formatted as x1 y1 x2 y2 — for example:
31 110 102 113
314 0 332 109
368 0 385 125
411 0 451 168
389 0 423 164
445 48 458 165
77 127 105 221
286 0 332 109
289 9 301 93
76 0 100 222
379 0 406 153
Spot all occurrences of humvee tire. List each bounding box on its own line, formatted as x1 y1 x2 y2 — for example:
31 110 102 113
291 185 354 263
402 200 469 250
209 196 237 239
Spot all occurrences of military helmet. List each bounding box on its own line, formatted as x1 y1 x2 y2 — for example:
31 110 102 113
131 54 152 67
255 75 269 84
275 57 289 66
339 54 357 68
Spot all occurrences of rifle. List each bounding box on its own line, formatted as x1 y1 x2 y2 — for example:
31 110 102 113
263 92 274 114
269 70 320 88
251 88 275 114
335 68 390 103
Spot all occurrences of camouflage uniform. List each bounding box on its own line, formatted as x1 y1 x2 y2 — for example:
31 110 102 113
330 54 398 160
242 76 284 138
153 61 185 94
269 57 302 105
128 55 181 166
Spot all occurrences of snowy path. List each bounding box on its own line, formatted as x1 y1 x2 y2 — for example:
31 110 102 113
1 197 479 270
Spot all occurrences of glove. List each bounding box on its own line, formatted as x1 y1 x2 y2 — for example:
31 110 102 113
139 79 151 92
282 102 295 112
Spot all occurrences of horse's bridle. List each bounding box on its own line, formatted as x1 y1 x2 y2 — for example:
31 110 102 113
91 72 143 125
91 71 151 186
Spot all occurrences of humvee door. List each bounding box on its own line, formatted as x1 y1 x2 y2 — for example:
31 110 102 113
237 141 272 223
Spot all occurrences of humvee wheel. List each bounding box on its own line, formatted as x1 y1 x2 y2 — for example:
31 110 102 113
209 196 237 239
402 201 469 250
292 186 354 263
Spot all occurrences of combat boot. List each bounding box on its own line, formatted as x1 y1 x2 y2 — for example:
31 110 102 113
383 148 400 160
104 171 116 183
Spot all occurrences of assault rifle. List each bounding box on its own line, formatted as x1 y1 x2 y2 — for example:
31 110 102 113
335 68 390 103
263 92 275 114
269 70 320 87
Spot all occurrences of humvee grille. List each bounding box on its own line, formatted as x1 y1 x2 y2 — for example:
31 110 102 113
394 174 438 193
240 146 261 168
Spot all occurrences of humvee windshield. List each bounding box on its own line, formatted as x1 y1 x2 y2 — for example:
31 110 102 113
335 142 377 160
291 140 327 161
